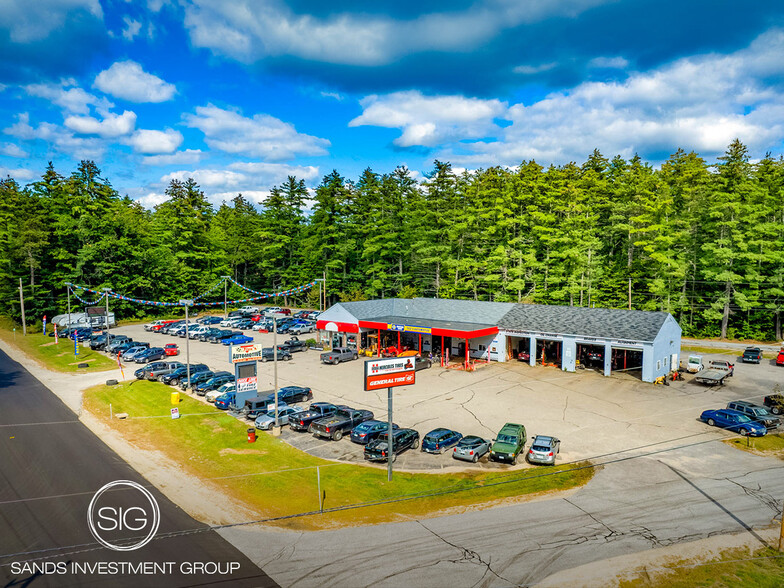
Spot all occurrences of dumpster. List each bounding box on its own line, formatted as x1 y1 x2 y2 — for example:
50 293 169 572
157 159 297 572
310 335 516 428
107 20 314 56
171 392 180 405
247 428 256 443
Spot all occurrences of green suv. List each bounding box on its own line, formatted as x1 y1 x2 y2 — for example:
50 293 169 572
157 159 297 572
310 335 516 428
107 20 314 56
489 423 527 464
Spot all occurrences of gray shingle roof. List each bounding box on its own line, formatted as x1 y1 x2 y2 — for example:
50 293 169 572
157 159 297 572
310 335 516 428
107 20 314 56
498 304 671 342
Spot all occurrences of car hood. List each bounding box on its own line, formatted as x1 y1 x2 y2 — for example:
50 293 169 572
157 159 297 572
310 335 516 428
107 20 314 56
492 442 517 453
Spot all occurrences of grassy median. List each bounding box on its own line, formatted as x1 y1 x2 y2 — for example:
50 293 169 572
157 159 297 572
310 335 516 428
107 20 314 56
724 433 784 458
0 320 116 373
620 545 784 587
83 380 594 530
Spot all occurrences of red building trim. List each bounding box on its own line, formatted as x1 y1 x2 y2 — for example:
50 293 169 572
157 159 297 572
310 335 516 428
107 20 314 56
316 320 359 333
356 320 497 339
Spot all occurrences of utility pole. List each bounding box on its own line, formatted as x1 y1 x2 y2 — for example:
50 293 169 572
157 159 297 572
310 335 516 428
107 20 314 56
103 287 111 336
181 299 193 392
67 286 74 355
323 271 327 310
19 278 26 336
273 313 280 433
780 504 784 552
628 278 632 310
222 276 229 319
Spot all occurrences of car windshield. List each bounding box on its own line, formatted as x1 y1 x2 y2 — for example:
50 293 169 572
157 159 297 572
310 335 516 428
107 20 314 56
735 414 752 423
497 434 518 444
751 408 770 416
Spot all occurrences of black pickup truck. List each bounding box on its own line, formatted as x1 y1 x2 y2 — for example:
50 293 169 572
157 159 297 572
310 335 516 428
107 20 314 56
742 347 763 363
289 402 347 432
310 407 374 441
280 337 307 353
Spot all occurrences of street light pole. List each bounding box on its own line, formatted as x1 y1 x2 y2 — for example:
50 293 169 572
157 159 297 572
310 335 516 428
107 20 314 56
19 278 26 336
103 287 111 336
388 386 394 481
273 313 279 430
180 299 193 392
222 275 230 319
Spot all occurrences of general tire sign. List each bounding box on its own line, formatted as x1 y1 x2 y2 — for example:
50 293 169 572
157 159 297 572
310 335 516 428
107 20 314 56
364 357 416 391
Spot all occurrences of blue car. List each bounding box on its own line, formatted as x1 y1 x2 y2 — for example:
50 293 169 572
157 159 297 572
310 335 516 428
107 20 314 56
134 347 166 363
350 420 399 445
421 428 464 454
222 334 254 346
700 409 767 436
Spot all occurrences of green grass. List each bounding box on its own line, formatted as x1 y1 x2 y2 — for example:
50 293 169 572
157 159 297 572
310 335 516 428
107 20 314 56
620 546 784 587
83 381 594 530
0 321 117 373
725 433 784 456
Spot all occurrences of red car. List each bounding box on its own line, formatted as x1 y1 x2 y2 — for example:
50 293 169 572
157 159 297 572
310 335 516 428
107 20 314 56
777 350 784 366
164 343 179 356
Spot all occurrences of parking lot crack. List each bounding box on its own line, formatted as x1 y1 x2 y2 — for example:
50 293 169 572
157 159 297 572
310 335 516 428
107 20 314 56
459 390 494 433
415 520 516 586
562 396 568 422
562 497 617 540
724 478 782 516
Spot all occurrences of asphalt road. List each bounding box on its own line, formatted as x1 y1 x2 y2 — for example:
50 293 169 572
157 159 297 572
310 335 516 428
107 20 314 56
0 348 278 588
221 436 784 587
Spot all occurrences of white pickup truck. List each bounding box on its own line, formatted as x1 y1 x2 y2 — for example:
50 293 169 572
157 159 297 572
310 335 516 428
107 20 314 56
686 355 703 373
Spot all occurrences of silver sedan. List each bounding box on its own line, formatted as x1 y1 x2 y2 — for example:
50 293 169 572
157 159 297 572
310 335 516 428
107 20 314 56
526 435 560 465
254 406 305 430
452 435 491 463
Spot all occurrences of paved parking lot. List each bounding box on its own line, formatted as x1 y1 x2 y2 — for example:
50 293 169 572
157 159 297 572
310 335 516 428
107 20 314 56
110 322 784 471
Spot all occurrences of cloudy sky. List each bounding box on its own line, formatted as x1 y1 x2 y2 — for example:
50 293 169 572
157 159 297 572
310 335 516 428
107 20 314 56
2 0 784 207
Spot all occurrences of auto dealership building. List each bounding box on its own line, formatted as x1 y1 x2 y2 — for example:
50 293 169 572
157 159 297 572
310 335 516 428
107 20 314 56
316 298 682 383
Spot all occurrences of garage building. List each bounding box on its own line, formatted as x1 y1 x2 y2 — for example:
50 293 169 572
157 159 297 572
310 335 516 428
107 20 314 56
316 298 681 383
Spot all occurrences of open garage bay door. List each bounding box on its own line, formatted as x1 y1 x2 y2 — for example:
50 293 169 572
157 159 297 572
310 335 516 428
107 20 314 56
537 339 562 368
611 347 643 379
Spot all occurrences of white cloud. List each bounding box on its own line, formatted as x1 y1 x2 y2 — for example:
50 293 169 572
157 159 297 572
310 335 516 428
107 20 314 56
513 62 557 75
0 166 34 181
5 113 106 159
350 91 508 147
124 128 183 154
320 91 344 101
183 0 607 66
64 110 137 138
0 0 102 43
1 143 28 157
141 149 204 166
134 191 169 209
184 104 329 161
588 56 629 69
93 60 176 103
155 162 320 206
412 28 784 167
25 80 112 115
122 16 142 41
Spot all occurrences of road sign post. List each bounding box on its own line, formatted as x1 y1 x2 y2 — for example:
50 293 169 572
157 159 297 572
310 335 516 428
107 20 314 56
180 299 193 391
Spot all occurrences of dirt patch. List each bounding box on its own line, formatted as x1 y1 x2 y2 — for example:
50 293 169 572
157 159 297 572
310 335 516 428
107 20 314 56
69 359 95 365
39 342 57 347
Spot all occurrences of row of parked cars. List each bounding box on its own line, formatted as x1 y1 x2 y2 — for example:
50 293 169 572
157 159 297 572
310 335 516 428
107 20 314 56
699 397 784 436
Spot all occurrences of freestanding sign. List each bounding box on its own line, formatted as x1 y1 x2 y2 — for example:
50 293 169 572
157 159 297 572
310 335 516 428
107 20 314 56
229 343 265 363
364 356 417 482
233 360 258 411
364 357 416 391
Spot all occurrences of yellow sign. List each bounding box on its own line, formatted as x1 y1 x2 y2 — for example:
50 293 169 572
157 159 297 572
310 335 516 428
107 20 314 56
386 324 432 335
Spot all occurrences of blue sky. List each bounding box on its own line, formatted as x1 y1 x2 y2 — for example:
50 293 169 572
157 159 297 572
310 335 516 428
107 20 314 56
2 0 784 207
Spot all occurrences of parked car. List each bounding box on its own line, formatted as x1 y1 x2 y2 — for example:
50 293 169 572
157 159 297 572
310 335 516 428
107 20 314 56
289 323 314 335
254 406 305 430
206 382 235 403
415 356 432 371
215 391 237 410
742 347 763 363
221 334 254 346
179 370 215 391
320 347 358 365
198 328 223 342
263 307 283 316
160 364 209 386
121 345 151 362
242 396 279 419
194 372 235 396
252 320 274 332
777 350 784 366
350 420 399 445
311 407 374 441
726 401 780 430
699 408 767 436
526 435 561 465
280 337 307 353
517 350 530 362
187 325 212 339
145 361 184 381
364 429 420 462
489 423 527 464
160 321 184 334
164 343 179 356
452 436 491 463
234 319 257 330
290 403 344 432
134 347 166 363
103 335 132 352
263 386 313 406
260 347 292 362
239 305 260 314
686 355 703 373
708 359 734 376
109 341 137 355
764 394 784 415
208 330 240 343
421 428 463 454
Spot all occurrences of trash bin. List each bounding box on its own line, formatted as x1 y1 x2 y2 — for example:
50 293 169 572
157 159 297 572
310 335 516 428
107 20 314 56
171 392 180 405
247 428 256 443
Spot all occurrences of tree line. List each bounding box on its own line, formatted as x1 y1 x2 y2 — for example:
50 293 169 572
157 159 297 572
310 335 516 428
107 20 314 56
1 139 783 340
